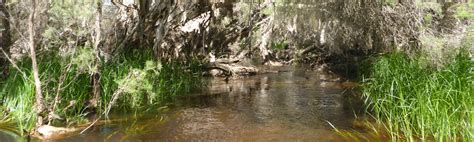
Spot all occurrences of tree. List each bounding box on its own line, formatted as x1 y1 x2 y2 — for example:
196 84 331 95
138 0 150 48
0 0 10 76
29 0 45 128
91 0 103 108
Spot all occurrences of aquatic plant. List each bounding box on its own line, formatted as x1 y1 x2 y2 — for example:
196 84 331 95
362 50 474 141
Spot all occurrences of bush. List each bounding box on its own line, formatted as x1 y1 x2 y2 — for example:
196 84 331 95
0 48 205 132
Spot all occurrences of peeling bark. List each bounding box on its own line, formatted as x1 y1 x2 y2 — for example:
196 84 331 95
91 0 103 108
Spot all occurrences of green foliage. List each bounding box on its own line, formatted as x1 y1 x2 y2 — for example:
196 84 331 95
71 47 96 73
383 0 398 6
362 50 474 141
42 1 95 48
99 49 204 111
114 60 160 108
0 47 205 133
0 2 101 131
271 41 288 50
0 69 37 133
0 50 93 132
423 13 433 25
156 60 204 97
116 61 159 95
455 4 474 20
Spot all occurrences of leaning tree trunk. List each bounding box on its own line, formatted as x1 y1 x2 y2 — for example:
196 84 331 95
29 0 44 128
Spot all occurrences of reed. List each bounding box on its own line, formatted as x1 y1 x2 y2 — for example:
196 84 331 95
362 49 474 141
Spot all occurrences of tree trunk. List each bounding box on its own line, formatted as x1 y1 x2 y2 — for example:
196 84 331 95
0 0 10 77
91 0 103 108
138 0 150 48
29 0 44 128
0 0 9 47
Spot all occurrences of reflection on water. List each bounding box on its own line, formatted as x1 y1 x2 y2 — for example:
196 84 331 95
39 66 368 142
0 131 23 142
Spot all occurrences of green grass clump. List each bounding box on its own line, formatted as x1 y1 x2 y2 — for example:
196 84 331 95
423 13 433 25
0 48 204 133
362 50 474 141
271 41 288 50
384 0 398 6
0 51 92 132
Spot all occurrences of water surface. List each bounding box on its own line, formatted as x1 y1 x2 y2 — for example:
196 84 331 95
52 66 366 141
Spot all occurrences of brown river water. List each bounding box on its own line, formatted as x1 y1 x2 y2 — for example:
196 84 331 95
48 66 376 141
0 66 379 142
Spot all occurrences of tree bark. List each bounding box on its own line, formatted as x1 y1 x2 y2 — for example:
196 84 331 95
29 0 44 128
0 0 10 76
138 0 150 48
0 0 9 47
91 0 103 108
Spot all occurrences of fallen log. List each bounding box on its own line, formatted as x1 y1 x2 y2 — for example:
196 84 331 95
214 58 240 64
297 43 325 57
205 62 259 76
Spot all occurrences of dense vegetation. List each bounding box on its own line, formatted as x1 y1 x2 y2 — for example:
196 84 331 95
0 0 207 135
0 48 204 132
363 50 473 140
361 2 474 141
0 0 472 141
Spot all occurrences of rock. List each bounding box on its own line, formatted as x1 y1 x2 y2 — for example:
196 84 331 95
36 125 79 139
210 69 223 76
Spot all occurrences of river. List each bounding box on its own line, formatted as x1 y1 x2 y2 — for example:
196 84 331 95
34 66 371 141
